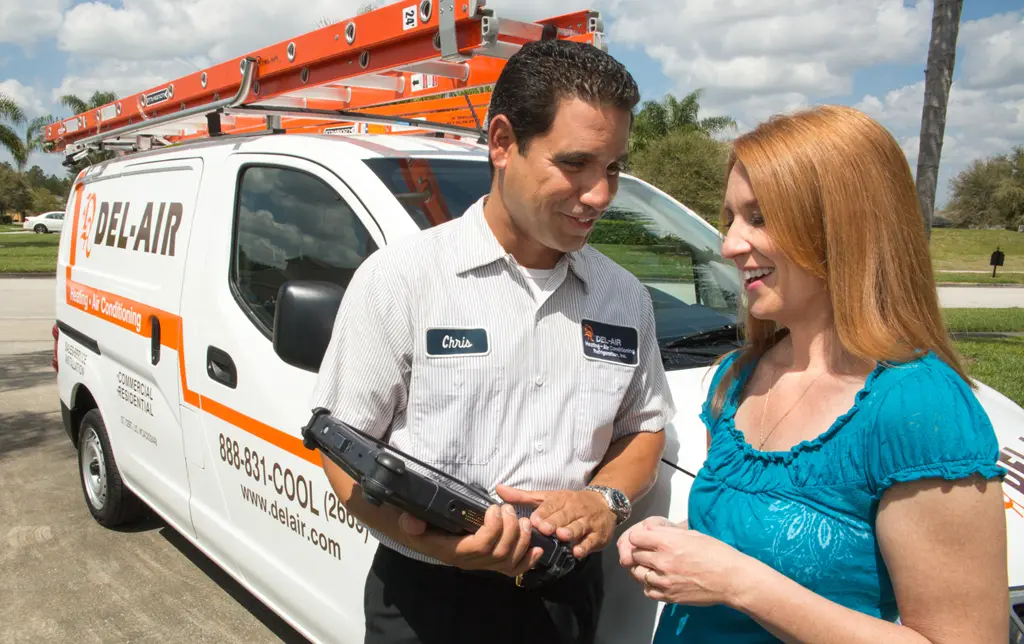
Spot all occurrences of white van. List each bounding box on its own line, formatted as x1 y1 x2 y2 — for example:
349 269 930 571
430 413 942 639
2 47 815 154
51 131 1024 642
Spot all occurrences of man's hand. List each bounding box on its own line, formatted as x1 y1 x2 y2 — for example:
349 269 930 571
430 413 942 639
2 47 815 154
396 504 544 577
495 484 617 559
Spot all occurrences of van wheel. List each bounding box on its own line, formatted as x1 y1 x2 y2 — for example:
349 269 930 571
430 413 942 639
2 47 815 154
33 224 46 234
77 409 144 527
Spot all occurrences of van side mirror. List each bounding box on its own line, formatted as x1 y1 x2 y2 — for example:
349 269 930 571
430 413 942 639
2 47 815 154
273 280 346 372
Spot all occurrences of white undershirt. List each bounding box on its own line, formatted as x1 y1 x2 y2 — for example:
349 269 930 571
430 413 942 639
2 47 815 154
516 264 557 301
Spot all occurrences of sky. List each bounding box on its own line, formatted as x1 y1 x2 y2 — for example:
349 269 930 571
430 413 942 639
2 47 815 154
0 0 1021 209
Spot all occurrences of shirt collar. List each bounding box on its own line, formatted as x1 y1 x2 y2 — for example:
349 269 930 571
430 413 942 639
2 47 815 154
453 194 591 290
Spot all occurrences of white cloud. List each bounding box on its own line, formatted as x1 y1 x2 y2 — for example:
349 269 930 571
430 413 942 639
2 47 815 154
958 10 1024 92
850 10 1024 205
0 0 68 47
0 79 48 118
608 0 932 101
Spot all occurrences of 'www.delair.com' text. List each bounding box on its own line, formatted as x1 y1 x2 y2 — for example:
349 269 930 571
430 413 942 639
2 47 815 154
240 484 354 561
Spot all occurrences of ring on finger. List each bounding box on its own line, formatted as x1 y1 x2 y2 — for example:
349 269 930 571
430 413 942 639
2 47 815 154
644 569 653 588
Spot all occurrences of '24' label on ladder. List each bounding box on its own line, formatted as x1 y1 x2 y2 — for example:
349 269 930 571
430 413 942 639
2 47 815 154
403 6 418 30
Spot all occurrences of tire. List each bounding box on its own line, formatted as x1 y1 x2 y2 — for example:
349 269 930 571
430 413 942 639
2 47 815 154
77 409 145 527
33 224 46 234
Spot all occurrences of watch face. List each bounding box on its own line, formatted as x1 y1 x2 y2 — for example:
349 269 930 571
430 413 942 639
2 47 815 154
611 489 628 509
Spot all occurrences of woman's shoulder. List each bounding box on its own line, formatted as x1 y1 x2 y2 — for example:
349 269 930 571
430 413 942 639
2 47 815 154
862 351 1005 498
699 350 748 425
869 351 986 419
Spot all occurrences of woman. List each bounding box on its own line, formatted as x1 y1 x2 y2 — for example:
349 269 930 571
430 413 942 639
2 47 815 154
619 105 1009 643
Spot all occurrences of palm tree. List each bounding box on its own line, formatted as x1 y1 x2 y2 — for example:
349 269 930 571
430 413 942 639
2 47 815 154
0 92 28 170
58 90 119 117
25 115 58 156
630 88 736 155
916 0 963 238
50 90 120 175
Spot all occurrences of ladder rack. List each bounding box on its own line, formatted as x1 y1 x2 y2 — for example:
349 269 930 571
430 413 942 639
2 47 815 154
43 1 604 164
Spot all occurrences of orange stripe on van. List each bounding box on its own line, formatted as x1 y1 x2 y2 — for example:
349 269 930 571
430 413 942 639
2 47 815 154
66 184 85 281
66 280 180 351
64 274 318 467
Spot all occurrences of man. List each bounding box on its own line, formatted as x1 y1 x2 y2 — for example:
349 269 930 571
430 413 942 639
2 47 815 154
311 37 675 644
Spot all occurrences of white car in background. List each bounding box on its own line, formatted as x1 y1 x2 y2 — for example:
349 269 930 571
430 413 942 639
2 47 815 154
23 211 65 234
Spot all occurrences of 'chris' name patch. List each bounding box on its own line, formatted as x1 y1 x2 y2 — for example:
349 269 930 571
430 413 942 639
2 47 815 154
581 319 638 366
426 328 489 357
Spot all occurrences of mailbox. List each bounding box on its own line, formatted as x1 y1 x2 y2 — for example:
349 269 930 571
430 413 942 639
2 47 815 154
991 247 1005 277
991 248 1005 267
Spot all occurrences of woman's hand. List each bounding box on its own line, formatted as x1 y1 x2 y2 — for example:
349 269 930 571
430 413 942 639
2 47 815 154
617 516 679 568
619 519 758 608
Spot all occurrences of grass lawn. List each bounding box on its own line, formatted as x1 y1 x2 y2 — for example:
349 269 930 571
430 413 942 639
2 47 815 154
943 307 1024 333
954 337 1024 407
0 232 60 273
1 224 25 232
935 271 1024 285
591 243 694 280
942 307 1024 407
930 228 1024 272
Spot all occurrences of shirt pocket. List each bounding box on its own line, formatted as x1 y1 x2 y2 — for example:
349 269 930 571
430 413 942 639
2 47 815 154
407 359 505 467
574 359 636 462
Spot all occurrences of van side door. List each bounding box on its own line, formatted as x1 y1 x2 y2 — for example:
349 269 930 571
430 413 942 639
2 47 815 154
179 153 386 643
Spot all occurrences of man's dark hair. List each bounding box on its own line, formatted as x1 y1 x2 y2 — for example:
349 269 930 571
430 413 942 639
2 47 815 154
485 39 640 173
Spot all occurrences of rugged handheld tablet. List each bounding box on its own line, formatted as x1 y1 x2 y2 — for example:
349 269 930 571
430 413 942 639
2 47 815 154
300 408 578 586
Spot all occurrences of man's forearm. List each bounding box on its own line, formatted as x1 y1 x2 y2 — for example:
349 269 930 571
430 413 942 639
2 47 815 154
589 430 666 503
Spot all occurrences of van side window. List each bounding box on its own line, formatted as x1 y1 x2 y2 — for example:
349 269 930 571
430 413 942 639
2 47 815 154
231 165 378 334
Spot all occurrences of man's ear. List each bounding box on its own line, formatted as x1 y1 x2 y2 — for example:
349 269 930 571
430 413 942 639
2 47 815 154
488 114 516 171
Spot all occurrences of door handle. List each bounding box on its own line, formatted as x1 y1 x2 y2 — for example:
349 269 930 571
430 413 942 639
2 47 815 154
150 315 161 365
206 346 237 389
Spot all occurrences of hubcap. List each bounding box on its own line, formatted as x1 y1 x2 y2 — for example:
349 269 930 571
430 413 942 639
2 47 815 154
81 427 107 510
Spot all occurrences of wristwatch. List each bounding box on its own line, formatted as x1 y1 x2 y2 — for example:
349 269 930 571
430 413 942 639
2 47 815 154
585 485 631 526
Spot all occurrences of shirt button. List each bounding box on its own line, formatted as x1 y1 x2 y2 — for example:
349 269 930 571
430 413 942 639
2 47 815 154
534 375 545 387
534 442 544 453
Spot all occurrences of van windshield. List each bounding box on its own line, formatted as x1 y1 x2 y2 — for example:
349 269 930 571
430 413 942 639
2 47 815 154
364 157 744 368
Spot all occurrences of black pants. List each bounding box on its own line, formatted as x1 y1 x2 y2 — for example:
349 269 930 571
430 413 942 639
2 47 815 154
363 545 605 644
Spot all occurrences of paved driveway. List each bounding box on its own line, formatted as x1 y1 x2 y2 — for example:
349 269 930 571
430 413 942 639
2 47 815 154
0 277 308 644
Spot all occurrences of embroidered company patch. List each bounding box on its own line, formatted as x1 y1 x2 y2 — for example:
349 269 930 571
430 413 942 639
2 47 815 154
425 328 489 357
581 319 638 366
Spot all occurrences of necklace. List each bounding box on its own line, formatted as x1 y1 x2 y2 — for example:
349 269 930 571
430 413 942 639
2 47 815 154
757 363 827 450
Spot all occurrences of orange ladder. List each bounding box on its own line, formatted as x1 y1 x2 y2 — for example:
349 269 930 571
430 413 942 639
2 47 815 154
43 1 604 163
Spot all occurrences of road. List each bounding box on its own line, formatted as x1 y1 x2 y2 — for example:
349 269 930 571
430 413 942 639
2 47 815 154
0 276 308 643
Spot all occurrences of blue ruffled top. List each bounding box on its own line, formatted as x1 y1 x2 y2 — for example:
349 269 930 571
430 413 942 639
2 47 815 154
653 350 1006 643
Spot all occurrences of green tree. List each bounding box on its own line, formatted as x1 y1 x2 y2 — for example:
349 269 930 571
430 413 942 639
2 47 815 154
0 162 33 217
629 89 736 156
628 128 731 224
946 145 1024 230
30 185 64 214
23 164 72 200
58 90 119 116
25 115 58 156
0 92 28 170
48 90 120 176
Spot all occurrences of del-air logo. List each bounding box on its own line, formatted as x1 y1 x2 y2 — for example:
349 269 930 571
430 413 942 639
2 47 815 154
78 193 184 259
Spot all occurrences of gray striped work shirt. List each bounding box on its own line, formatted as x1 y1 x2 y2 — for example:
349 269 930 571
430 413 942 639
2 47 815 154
311 195 675 564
